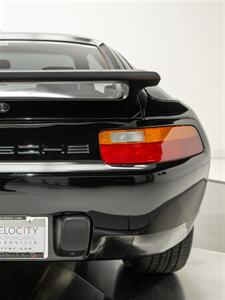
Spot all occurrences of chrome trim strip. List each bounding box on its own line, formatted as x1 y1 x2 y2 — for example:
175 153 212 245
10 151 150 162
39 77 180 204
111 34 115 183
0 161 151 173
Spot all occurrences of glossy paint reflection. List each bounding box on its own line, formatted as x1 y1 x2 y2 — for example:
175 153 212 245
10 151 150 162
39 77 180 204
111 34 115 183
33 261 186 300
33 245 224 300
75 261 186 300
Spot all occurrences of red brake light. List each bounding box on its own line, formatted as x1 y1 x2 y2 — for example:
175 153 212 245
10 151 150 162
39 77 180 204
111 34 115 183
99 126 203 165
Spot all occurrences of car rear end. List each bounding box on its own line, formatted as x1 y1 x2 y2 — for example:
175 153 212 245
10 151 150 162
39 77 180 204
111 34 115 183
0 34 210 262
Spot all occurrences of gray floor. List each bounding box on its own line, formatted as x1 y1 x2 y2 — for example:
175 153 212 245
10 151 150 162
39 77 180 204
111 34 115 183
194 181 225 253
177 248 224 300
34 181 225 300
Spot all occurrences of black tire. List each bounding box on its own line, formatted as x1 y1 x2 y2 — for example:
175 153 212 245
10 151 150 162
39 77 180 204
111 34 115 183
123 229 194 274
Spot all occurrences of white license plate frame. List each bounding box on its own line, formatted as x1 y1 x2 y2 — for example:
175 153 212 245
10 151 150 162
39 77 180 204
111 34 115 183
0 216 48 259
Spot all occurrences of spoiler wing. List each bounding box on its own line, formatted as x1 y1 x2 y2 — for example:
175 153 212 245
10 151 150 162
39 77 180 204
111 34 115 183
0 70 160 100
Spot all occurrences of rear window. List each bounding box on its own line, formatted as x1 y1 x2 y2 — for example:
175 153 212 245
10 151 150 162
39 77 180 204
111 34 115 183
0 41 129 100
0 41 108 70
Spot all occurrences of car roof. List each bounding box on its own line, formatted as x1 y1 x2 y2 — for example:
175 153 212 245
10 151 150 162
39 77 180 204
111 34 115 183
0 32 102 46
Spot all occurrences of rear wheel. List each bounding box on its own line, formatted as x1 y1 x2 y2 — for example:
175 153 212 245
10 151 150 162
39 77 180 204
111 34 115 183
123 229 193 274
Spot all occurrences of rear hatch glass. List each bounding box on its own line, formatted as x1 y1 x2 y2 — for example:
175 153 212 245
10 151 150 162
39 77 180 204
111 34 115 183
0 41 141 119
0 81 129 100
0 40 108 70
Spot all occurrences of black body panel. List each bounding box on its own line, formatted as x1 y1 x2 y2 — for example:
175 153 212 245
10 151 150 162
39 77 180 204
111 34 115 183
0 33 210 261
0 96 210 261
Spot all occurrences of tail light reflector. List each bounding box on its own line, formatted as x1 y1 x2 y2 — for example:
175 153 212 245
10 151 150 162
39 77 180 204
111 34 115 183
99 126 203 165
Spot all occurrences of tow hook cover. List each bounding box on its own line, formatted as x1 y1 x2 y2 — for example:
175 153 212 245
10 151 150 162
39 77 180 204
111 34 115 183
54 215 91 257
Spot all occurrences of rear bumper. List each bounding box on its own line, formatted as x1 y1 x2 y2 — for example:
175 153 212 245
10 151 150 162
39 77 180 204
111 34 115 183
0 151 209 261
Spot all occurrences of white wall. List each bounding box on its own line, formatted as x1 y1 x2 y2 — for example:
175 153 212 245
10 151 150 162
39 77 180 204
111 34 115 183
0 0 224 158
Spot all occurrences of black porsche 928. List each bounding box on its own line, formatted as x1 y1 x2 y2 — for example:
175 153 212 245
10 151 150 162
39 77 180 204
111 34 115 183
0 33 210 274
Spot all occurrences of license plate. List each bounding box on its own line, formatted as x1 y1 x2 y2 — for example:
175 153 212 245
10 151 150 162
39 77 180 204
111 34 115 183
0 216 48 259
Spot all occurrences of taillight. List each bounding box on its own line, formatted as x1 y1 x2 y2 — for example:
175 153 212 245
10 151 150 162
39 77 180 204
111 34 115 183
99 126 203 165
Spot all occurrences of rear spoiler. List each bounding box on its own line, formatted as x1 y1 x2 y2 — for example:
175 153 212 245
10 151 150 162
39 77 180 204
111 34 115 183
0 70 160 98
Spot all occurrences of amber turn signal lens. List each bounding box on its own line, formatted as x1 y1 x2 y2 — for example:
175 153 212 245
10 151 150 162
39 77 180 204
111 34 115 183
99 126 203 165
